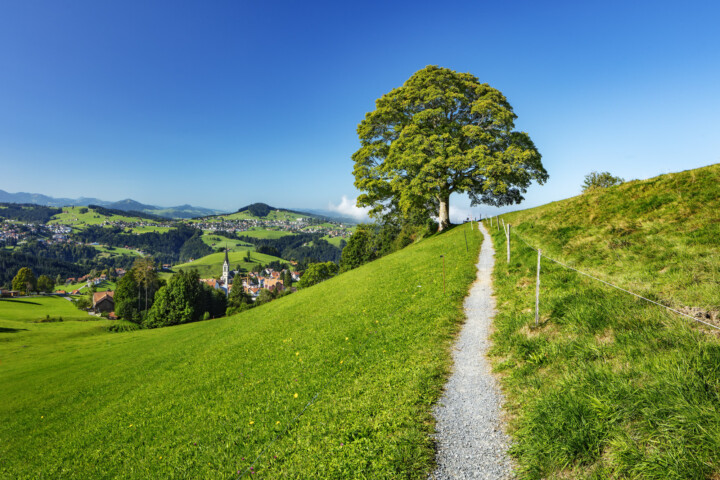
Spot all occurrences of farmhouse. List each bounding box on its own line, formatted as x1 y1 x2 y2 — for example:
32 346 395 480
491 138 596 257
92 291 115 314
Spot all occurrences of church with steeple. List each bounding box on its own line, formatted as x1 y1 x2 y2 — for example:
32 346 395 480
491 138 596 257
220 246 230 287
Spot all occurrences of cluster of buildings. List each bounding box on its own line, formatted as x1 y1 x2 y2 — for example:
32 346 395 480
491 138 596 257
200 249 300 301
191 216 351 239
0 222 72 246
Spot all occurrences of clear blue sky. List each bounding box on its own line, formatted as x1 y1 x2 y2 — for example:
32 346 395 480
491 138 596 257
1 0 718 221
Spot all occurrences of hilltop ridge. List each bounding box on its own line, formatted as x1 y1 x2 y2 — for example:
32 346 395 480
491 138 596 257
496 163 720 310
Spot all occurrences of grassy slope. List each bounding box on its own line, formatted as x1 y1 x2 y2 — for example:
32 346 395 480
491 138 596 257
195 210 310 223
0 296 93 323
48 206 154 230
0 224 480 479
173 250 284 277
200 234 254 252
487 164 720 479
496 164 720 309
240 229 295 239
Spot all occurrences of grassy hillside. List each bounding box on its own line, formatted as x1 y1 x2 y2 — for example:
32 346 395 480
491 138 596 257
486 164 720 478
200 233 254 251
172 249 284 277
494 163 720 310
48 206 157 230
0 296 93 323
239 229 295 239
0 223 480 478
195 210 310 223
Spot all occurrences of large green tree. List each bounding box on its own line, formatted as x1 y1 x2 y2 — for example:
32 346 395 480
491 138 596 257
37 275 54 293
352 65 548 230
114 271 140 322
12 267 36 294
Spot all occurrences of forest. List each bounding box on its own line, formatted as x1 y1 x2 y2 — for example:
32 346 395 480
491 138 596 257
0 203 62 223
75 224 212 264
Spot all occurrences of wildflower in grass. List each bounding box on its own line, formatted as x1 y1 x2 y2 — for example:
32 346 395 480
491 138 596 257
249 421 254 425
294 393 298 398
345 337 348 341
276 421 280 424
295 352 299 356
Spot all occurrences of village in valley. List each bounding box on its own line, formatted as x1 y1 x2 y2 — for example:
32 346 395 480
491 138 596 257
0 202 354 320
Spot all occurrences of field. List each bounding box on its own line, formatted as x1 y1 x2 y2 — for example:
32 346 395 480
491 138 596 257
0 223 481 478
201 233 255 251
173 250 289 278
123 225 171 234
93 245 144 257
199 209 311 223
61 280 117 294
239 229 295 239
0 296 94 323
321 235 346 247
486 164 720 478
48 206 154 229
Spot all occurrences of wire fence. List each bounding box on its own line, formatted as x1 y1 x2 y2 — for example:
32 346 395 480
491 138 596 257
484 217 720 332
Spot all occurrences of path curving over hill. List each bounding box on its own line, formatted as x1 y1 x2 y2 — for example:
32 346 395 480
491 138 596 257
431 222 513 479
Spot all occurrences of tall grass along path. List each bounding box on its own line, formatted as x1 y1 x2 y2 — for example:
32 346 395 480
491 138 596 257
432 222 513 479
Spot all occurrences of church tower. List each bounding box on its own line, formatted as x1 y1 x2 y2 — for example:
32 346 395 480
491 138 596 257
221 246 230 286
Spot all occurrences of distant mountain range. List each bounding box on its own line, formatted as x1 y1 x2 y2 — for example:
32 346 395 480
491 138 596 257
0 189 360 223
0 189 226 219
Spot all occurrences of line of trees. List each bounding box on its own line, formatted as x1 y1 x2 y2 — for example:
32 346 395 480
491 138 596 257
0 203 62 223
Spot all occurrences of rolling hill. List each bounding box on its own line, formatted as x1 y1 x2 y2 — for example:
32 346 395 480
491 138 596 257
0 223 481 478
487 163 720 478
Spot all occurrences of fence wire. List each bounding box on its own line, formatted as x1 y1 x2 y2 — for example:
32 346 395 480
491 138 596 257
486 218 720 332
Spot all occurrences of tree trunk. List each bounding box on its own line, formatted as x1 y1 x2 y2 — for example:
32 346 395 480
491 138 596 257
438 194 450 231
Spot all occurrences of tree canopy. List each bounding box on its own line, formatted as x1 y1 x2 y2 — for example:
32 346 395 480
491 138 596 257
582 171 625 192
12 267 36 293
352 65 548 230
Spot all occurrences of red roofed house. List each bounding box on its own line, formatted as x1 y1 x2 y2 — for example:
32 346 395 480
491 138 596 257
93 291 115 314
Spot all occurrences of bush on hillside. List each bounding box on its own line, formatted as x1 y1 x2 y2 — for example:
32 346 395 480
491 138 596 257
582 171 625 192
297 262 339 288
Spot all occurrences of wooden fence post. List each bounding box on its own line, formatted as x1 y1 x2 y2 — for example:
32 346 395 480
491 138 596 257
535 249 541 327
506 224 511 264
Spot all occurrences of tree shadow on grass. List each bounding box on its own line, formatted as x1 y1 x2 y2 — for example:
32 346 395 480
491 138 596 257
0 326 28 333
0 299 41 306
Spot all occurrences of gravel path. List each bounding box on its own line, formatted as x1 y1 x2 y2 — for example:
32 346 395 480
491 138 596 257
431 222 513 479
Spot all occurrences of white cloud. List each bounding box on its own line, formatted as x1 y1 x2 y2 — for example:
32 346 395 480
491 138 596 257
328 196 371 221
449 205 472 223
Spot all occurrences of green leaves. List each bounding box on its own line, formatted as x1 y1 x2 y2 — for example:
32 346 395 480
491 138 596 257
353 65 548 229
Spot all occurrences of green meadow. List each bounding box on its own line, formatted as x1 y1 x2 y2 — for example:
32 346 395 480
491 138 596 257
239 229 295 239
48 206 153 229
486 164 720 478
200 234 255 251
0 224 481 479
124 225 171 234
172 250 285 278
